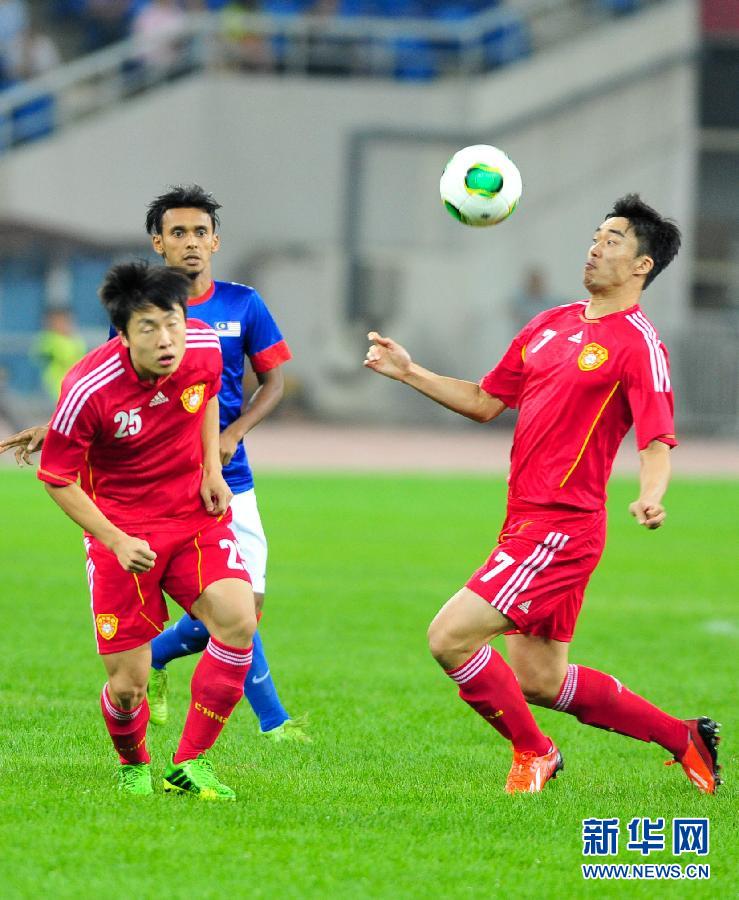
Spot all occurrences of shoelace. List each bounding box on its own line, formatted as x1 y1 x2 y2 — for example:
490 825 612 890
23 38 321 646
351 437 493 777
508 752 537 786
120 764 147 786
185 756 221 788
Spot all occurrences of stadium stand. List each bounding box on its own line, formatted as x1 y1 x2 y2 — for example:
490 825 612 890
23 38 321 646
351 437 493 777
0 0 735 434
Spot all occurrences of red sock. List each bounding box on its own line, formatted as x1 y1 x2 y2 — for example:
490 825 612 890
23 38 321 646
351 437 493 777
553 665 689 756
100 684 150 765
173 637 252 764
447 645 551 756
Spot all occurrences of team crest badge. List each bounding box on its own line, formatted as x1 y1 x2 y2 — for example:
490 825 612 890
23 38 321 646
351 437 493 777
180 383 206 413
96 614 118 640
578 342 608 372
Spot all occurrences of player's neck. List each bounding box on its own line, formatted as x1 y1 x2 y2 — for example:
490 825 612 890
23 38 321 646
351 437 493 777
585 288 641 320
187 271 213 300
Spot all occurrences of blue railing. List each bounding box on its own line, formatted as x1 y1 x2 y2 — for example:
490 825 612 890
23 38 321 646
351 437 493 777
0 1 659 151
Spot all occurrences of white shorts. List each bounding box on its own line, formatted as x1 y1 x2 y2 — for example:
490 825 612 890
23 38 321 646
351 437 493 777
229 488 268 595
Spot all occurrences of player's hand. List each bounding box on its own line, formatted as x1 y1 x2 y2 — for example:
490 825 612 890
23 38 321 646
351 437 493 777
111 535 157 573
219 428 241 467
0 424 48 466
629 499 666 530
201 469 233 516
364 332 413 381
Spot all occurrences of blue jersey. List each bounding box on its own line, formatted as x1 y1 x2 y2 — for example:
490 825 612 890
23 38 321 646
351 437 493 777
110 280 290 493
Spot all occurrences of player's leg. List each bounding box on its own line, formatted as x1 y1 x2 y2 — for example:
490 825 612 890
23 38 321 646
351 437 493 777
144 491 262 725
161 522 256 799
101 643 154 795
506 633 721 794
231 489 307 741
151 613 210 668
174 576 256 756
504 633 570 707
163 576 256 800
248 600 293 736
147 613 209 725
86 533 173 796
428 587 562 793
444 510 610 793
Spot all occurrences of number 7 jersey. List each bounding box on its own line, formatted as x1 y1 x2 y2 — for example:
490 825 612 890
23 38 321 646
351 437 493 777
480 301 677 512
38 319 224 533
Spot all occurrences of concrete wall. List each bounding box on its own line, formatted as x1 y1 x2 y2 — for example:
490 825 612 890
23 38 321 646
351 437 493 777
0 0 698 421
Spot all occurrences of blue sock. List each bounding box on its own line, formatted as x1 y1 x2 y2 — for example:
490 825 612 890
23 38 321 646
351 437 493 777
244 630 290 732
150 613 210 669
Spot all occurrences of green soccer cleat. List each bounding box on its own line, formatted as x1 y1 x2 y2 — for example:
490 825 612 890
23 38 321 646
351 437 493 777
118 763 154 796
163 754 236 801
147 667 169 726
261 713 312 744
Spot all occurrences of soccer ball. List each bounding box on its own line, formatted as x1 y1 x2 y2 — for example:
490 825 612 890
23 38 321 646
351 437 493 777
439 144 522 227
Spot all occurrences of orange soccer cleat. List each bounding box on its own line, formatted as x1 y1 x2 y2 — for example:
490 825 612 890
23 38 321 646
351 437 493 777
505 744 564 794
666 717 722 794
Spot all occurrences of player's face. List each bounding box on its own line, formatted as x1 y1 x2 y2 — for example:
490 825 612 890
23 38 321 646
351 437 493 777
583 216 653 293
120 304 187 381
152 208 220 280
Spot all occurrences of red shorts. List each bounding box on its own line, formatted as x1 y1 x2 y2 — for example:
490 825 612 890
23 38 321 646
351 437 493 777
466 501 606 642
85 515 251 655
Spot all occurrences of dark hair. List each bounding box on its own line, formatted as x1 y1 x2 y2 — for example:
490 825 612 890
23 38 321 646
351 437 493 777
99 261 190 334
606 193 681 289
145 184 221 235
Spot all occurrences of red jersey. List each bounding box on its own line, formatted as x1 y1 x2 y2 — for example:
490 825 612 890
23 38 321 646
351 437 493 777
480 301 677 512
38 320 223 532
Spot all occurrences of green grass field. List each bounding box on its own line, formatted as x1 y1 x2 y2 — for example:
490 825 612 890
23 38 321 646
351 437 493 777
0 469 736 898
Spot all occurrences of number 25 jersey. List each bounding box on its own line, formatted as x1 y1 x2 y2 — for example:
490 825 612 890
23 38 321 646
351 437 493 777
38 320 223 533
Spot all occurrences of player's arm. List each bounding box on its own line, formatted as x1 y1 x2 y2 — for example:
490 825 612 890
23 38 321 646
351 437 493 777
629 439 671 530
364 332 506 423
0 423 49 466
200 395 233 515
44 482 157 572
220 366 284 466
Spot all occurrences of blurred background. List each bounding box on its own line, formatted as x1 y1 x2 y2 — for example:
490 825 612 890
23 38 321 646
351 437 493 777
0 0 736 443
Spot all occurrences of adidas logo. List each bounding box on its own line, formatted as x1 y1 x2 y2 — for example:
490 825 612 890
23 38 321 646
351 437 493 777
517 600 531 614
149 391 169 407
568 330 583 344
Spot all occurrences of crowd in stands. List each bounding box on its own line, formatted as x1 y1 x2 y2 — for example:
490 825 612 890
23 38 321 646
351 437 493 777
0 0 648 147
0 1 59 87
0 0 649 83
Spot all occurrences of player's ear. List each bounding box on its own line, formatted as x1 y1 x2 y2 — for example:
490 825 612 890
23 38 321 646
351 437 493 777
211 232 220 254
635 255 653 278
151 234 165 257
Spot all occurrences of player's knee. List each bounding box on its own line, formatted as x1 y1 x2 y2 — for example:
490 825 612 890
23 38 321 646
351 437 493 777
427 617 445 660
427 617 463 667
108 680 147 710
216 608 257 649
516 671 563 707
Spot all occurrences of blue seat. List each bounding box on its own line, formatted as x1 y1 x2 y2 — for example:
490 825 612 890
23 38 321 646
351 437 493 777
377 0 439 80
258 0 316 69
424 0 477 72
0 263 45 392
69 256 114 328
0 352 43 393
12 94 56 144
482 7 531 69
596 0 643 14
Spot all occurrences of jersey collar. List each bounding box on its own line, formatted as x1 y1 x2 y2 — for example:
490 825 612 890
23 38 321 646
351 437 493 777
189 281 215 307
579 302 641 324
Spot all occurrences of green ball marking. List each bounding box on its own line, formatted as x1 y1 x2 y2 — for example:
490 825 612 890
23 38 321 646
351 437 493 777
444 200 464 223
465 165 503 197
